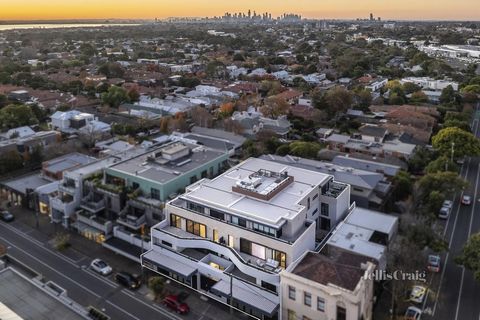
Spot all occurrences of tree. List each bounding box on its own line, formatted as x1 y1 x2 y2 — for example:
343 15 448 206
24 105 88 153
439 85 457 105
353 89 372 110
159 117 170 134
101 86 129 109
0 104 38 130
233 53 245 61
127 87 140 103
425 156 458 173
418 172 468 199
393 171 413 200
432 127 480 159
148 276 165 300
409 91 428 104
462 84 480 94
0 94 7 108
456 233 480 281
324 86 353 116
276 144 290 156
98 62 125 78
288 141 322 159
443 119 471 132
402 82 422 94
218 102 235 118
260 97 289 119
408 147 434 174
191 106 213 127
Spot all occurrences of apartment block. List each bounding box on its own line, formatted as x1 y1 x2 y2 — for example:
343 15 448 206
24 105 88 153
141 157 352 320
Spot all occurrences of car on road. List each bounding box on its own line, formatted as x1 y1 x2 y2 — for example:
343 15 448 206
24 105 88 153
409 285 427 304
404 306 422 320
442 200 453 209
461 195 472 205
90 259 112 276
0 211 14 222
427 254 441 272
115 272 141 290
438 206 451 219
162 295 190 314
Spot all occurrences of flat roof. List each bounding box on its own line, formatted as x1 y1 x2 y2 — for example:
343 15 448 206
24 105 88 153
43 153 95 174
108 142 226 185
2 173 51 194
0 268 84 320
181 158 330 226
345 207 398 237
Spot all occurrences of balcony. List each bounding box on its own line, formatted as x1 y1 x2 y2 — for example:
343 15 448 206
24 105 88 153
76 210 113 235
117 214 146 230
153 221 280 284
80 194 105 213
95 183 124 196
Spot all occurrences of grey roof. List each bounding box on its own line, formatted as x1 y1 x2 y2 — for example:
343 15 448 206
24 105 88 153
332 155 401 177
359 125 387 138
43 153 95 174
191 126 246 148
109 141 226 185
2 173 51 194
0 268 84 320
260 155 383 190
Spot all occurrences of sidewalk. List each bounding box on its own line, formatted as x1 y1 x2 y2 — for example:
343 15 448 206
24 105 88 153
7 205 250 320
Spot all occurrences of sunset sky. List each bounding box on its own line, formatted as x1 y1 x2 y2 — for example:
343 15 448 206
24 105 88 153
0 0 479 21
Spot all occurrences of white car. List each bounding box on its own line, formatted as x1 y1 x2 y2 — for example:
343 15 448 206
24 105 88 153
90 259 112 276
405 306 422 320
442 200 453 209
438 206 451 219
461 195 472 205
409 285 427 304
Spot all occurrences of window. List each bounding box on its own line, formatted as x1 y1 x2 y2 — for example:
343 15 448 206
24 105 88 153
261 281 277 293
186 219 206 238
170 214 182 228
240 238 252 254
253 223 276 237
317 297 325 312
228 235 234 248
201 170 207 178
151 188 160 200
210 209 225 221
213 229 219 242
190 175 197 184
336 306 346 320
321 203 329 216
187 202 205 214
312 193 318 200
288 286 296 300
287 310 296 320
304 292 311 306
274 250 287 268
307 197 310 209
311 208 318 216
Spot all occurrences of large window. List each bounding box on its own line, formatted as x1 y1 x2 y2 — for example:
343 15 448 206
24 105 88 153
170 214 182 228
287 310 296 320
288 286 296 300
151 188 160 200
213 229 219 242
186 219 206 238
252 222 276 237
304 292 312 307
231 216 247 227
240 238 286 268
210 209 225 221
187 202 205 214
228 235 234 248
317 297 325 312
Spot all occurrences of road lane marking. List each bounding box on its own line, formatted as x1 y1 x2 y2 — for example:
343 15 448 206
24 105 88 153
0 234 101 298
82 267 118 288
454 162 480 320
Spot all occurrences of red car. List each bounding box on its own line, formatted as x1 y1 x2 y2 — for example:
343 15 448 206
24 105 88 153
162 295 190 314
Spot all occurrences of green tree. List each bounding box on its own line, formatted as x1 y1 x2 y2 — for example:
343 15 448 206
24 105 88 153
324 86 353 116
408 147 434 174
432 127 480 159
425 156 458 173
0 104 38 130
288 141 322 159
439 85 458 105
148 276 165 300
276 144 291 156
456 233 480 281
409 91 428 104
101 86 129 109
393 171 413 200
418 172 468 199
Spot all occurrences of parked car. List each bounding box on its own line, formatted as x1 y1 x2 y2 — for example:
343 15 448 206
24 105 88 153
438 206 451 219
461 195 472 205
90 259 112 276
427 255 441 273
404 306 422 320
162 295 190 314
115 272 141 290
0 211 14 222
409 285 427 304
442 200 453 209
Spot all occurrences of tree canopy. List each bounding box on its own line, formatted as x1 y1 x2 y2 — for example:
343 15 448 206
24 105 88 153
456 233 480 281
432 127 480 159
101 86 129 109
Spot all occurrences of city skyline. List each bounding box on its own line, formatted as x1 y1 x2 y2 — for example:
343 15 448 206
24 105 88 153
0 0 479 21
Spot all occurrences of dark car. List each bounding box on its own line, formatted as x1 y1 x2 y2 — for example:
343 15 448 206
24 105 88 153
0 211 14 222
162 295 190 314
114 272 141 290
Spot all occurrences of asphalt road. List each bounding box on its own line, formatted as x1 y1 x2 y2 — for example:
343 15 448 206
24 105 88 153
0 221 181 320
424 103 480 320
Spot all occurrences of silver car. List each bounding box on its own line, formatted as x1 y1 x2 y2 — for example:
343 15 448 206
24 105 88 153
90 259 112 276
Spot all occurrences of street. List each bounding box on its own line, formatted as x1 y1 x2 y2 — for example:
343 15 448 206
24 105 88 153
423 103 480 320
0 220 180 320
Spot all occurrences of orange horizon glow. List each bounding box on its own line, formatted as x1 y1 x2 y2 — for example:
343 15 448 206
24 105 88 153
0 0 479 21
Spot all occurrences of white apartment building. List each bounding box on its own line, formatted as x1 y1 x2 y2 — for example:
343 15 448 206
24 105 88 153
280 251 376 320
141 158 352 320
400 77 459 91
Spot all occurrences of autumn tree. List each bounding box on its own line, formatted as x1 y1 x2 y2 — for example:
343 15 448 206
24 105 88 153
324 86 353 116
191 106 213 127
218 102 235 118
260 96 289 119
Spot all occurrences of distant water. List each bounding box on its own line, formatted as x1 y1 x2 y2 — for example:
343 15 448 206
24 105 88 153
0 23 140 31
